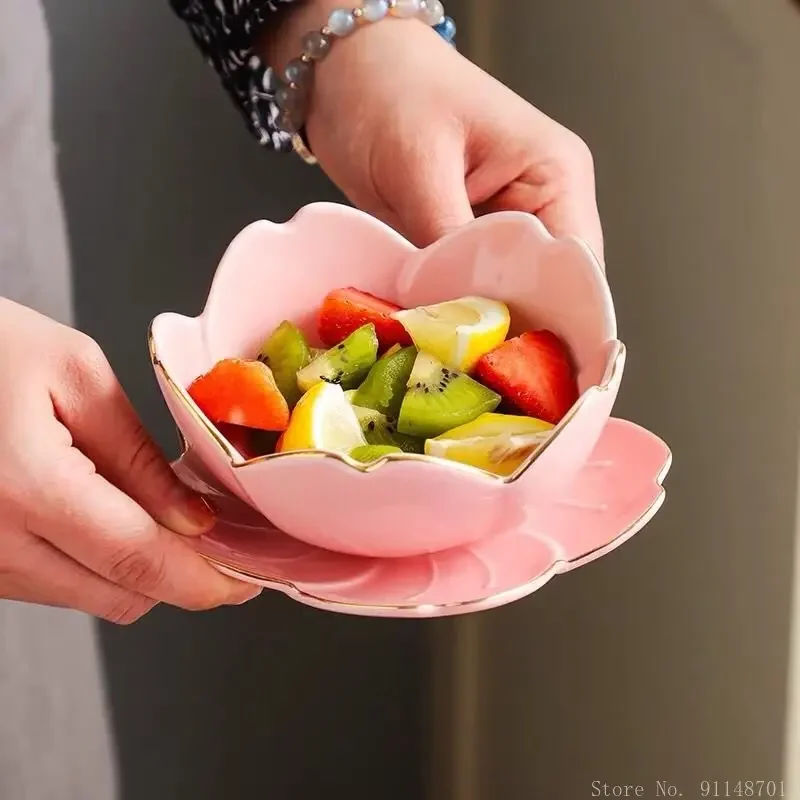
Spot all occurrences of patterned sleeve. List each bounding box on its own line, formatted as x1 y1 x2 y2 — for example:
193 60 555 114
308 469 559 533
169 0 300 151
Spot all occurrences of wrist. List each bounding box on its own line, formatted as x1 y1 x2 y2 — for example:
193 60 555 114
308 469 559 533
263 0 452 71
261 0 341 74
259 1 456 146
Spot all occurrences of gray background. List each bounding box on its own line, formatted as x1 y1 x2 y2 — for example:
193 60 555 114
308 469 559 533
44 1 800 799
461 2 800 798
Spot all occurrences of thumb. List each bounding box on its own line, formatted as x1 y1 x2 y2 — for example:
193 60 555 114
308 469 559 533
54 339 215 536
384 142 474 248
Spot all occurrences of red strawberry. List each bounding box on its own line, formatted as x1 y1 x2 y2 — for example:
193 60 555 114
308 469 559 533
188 359 290 432
474 331 579 424
319 287 412 351
217 424 282 459
217 423 256 459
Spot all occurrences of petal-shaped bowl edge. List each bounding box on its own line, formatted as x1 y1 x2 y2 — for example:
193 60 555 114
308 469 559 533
149 202 624 487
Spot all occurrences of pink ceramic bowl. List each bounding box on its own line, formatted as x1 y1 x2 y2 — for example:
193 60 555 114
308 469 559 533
149 202 623 558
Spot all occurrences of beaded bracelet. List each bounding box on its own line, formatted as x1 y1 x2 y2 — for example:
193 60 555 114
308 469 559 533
274 0 457 164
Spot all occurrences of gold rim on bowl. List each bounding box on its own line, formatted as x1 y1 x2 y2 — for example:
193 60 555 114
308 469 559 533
148 322 626 485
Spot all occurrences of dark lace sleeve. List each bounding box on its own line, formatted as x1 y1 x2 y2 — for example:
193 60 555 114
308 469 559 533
169 0 300 151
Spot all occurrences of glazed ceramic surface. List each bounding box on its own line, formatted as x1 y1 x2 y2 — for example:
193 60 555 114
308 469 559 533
175 418 671 618
150 203 622 558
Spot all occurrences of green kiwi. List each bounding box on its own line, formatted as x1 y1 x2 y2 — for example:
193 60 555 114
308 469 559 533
397 351 501 439
352 345 416 419
258 321 311 407
352 405 424 454
349 444 402 463
296 324 379 392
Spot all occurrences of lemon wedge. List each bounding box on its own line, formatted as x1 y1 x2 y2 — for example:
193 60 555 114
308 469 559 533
392 296 510 372
280 382 366 453
425 412 554 476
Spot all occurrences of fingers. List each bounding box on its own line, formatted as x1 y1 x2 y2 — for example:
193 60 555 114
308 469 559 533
468 129 604 266
532 150 605 266
52 335 215 536
0 526 157 625
481 177 604 267
27 447 261 611
377 138 474 248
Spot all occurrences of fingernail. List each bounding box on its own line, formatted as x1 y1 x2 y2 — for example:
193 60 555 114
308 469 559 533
165 494 216 536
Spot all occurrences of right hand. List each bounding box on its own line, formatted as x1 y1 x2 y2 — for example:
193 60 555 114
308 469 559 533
266 2 602 259
0 299 261 624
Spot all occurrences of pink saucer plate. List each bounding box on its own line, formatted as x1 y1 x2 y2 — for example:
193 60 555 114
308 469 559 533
174 417 671 618
151 202 626 559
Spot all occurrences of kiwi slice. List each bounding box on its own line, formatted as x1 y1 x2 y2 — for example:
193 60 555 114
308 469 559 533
258 321 311 407
352 345 416 419
352 405 424 453
296 324 379 392
349 444 402 463
397 352 501 439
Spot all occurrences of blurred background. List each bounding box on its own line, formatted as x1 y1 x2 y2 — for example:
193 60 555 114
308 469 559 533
42 0 800 798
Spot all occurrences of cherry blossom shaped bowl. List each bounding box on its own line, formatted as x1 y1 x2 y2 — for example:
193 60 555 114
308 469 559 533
149 202 623 559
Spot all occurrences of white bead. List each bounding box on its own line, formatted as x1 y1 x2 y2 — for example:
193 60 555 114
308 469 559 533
420 0 444 25
392 0 422 17
362 0 389 22
328 8 356 35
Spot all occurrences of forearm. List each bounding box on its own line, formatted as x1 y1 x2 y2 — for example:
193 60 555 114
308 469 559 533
168 0 302 150
169 0 447 153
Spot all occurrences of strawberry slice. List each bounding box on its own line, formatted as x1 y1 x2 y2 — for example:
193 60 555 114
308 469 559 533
188 359 290 432
474 331 579 424
319 287 412 351
217 424 282 459
216 423 256 459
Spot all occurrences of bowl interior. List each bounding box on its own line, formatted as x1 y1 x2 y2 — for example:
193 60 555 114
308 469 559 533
152 205 617 405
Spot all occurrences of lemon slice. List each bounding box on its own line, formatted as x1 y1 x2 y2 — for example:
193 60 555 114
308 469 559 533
280 382 366 453
392 296 510 371
425 412 554 476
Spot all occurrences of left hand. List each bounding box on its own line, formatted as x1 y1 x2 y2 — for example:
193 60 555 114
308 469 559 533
267 3 603 262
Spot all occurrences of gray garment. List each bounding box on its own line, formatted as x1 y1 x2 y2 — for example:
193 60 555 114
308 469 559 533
0 1 117 798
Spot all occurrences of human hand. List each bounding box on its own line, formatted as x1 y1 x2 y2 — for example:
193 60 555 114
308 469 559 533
0 299 260 623
267 3 603 261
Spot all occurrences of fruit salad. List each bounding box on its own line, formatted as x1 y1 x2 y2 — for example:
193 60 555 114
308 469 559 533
187 287 580 477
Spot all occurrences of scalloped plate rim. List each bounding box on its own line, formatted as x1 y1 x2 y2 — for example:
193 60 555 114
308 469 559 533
184 418 671 618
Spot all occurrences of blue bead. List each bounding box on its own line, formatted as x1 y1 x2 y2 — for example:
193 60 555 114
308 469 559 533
434 16 456 41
